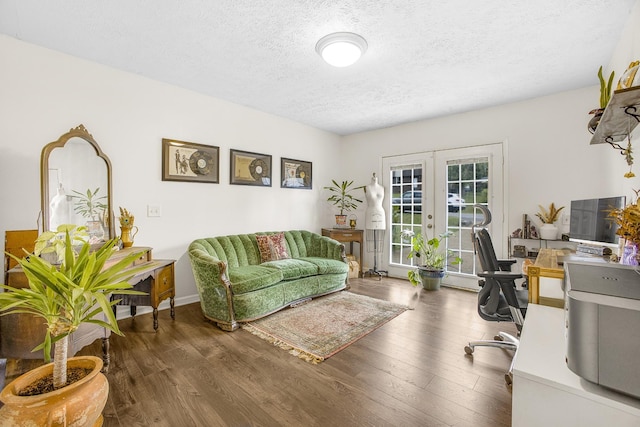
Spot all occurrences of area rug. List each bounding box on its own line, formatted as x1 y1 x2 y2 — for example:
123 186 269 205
241 291 407 364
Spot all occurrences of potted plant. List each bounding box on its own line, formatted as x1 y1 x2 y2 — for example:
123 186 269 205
535 202 564 240
403 230 462 290
0 226 146 425
588 65 615 134
71 187 108 240
324 179 364 227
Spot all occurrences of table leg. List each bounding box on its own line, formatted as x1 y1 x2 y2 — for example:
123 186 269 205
170 297 175 320
153 308 159 331
130 306 137 317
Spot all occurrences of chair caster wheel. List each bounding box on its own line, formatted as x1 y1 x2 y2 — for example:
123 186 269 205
505 372 513 386
464 345 474 355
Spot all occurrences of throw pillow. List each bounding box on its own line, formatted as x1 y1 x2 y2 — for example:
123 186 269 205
256 232 290 263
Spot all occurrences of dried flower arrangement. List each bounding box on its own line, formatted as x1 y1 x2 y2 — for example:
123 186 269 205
608 190 640 245
119 207 135 227
536 203 565 224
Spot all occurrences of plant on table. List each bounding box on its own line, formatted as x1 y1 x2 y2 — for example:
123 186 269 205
324 179 364 225
0 225 146 391
535 203 564 224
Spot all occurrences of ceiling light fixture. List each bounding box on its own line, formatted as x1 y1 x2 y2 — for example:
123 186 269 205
315 32 368 67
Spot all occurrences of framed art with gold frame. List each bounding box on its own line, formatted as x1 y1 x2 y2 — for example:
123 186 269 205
162 139 219 183
230 149 272 186
280 157 312 189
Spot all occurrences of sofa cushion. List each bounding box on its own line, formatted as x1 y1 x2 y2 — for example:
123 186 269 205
228 265 283 294
299 257 350 275
261 258 319 281
256 232 290 262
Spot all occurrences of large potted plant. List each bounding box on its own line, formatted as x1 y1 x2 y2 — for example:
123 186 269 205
0 226 146 426
324 179 364 227
403 230 462 290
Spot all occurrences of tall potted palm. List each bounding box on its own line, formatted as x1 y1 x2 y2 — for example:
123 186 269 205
0 226 146 426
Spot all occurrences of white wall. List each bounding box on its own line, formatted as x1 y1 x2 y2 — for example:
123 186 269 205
0 35 342 307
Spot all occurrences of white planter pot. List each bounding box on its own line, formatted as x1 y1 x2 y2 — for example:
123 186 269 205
539 224 558 240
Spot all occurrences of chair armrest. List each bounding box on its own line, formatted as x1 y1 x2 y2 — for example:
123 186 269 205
477 270 523 281
497 259 517 271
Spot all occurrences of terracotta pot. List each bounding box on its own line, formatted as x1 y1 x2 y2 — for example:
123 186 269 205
0 356 108 427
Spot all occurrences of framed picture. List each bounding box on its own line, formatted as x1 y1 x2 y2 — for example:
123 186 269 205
230 149 272 186
162 139 219 183
280 157 312 189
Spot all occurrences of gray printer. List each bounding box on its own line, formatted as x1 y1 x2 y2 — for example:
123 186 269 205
564 261 640 399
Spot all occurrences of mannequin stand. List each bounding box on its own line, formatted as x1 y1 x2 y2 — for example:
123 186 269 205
365 229 388 280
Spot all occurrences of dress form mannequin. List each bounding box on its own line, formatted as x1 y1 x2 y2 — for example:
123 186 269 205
364 173 388 279
49 184 70 231
365 173 386 230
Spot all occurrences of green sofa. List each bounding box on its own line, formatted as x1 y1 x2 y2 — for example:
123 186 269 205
188 230 349 331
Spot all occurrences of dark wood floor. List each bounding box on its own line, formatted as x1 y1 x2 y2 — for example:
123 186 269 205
7 278 517 426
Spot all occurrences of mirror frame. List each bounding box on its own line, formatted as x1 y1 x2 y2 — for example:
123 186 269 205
40 124 115 240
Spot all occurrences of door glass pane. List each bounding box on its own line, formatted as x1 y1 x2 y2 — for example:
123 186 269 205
390 165 423 267
446 157 489 275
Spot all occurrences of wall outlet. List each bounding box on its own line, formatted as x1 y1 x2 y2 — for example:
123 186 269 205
562 212 570 225
147 205 162 217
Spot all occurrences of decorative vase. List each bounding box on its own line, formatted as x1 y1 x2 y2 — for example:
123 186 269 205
588 108 604 134
539 223 558 240
120 225 139 248
0 356 108 427
621 242 639 266
418 268 445 291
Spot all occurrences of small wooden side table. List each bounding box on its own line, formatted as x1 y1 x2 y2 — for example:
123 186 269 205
111 259 176 331
322 228 364 277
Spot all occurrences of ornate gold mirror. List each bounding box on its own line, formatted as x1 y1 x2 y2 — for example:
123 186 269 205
41 124 114 241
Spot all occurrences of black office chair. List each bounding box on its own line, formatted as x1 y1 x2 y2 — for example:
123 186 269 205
464 205 528 385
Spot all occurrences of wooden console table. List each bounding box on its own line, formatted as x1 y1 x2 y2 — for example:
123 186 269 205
322 228 364 277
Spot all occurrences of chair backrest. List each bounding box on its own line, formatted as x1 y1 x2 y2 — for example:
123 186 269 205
4 230 38 284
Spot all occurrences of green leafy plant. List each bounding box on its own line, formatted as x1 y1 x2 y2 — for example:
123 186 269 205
0 227 146 390
403 230 462 286
598 65 615 109
324 180 364 215
34 224 89 264
71 187 107 221
536 203 565 224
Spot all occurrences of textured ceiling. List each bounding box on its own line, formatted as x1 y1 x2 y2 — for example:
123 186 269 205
0 1 636 135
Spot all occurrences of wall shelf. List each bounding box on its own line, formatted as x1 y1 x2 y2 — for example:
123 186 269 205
590 86 640 150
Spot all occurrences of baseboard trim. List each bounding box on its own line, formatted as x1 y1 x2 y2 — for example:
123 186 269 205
115 294 200 320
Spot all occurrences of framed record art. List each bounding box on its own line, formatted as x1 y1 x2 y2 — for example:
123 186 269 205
230 149 272 186
280 157 312 189
162 139 219 183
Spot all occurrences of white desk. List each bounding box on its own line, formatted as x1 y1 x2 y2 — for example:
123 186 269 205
512 304 640 426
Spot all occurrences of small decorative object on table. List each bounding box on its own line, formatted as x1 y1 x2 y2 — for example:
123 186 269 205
536 202 564 240
119 207 138 248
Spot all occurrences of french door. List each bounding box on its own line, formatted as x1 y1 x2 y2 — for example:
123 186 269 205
381 143 504 290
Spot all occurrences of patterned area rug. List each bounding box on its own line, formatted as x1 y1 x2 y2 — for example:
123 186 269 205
242 291 408 364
